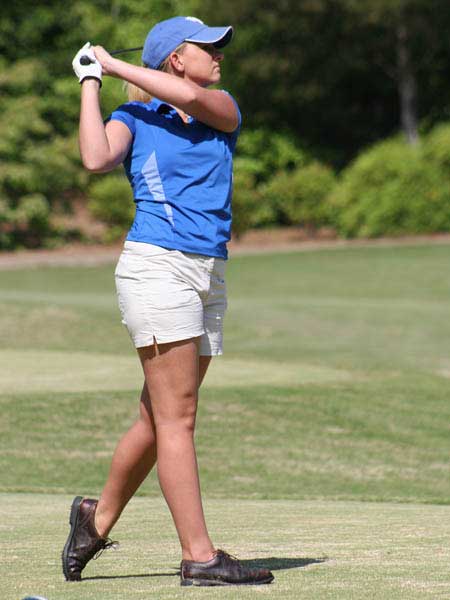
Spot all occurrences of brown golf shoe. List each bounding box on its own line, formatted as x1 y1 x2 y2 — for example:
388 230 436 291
62 496 117 581
180 549 274 586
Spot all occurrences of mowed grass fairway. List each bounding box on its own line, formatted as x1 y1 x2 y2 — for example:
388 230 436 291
1 243 450 598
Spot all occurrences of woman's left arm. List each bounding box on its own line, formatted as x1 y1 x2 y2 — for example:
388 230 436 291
93 46 239 133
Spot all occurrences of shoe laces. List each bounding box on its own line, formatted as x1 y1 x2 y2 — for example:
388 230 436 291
93 538 119 560
214 549 239 562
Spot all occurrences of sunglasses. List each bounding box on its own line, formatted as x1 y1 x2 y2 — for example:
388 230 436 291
192 43 222 57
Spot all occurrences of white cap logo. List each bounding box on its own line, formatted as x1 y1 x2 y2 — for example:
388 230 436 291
186 17 204 24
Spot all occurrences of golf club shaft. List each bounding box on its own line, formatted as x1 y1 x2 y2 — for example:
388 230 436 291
79 46 143 66
110 46 143 56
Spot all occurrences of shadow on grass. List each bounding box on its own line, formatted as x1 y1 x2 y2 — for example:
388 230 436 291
240 557 327 571
83 572 177 581
83 557 326 581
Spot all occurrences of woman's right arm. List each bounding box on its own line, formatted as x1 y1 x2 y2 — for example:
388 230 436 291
79 79 132 173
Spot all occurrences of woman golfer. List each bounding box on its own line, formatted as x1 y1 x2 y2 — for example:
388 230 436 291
63 16 273 587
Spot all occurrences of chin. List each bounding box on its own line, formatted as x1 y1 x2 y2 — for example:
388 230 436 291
201 76 221 88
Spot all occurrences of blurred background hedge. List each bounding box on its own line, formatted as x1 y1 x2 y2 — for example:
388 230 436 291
1 0 450 249
331 134 450 238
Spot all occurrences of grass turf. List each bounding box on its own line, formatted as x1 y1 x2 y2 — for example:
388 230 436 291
0 244 450 597
1 494 450 600
0 244 449 502
1 377 449 503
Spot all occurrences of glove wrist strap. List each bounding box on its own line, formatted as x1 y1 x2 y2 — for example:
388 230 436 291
80 76 102 88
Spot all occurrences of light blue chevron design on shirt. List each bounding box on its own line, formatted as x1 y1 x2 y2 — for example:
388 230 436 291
141 151 174 227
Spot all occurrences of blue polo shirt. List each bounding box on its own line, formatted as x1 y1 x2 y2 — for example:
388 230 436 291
107 93 241 259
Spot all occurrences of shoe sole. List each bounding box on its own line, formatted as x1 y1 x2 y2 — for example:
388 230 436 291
181 576 274 586
61 495 84 581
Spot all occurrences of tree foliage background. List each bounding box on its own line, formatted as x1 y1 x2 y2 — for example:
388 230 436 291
1 0 450 248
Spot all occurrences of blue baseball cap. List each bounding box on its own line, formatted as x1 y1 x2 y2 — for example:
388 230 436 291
142 16 233 69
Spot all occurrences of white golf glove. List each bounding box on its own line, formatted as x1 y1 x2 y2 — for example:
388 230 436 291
72 42 102 86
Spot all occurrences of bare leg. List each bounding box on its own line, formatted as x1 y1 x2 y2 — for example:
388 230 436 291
94 355 212 538
139 338 214 562
94 384 156 537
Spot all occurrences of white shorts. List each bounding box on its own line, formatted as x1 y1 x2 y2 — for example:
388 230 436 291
115 241 227 355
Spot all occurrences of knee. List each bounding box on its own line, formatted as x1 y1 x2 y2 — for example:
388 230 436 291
155 394 197 434
180 410 197 434
164 411 197 434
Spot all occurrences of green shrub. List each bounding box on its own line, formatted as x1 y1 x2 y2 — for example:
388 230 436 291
88 174 134 242
232 129 312 234
13 193 51 229
232 157 278 236
423 122 450 170
0 58 87 249
23 136 86 199
236 128 310 183
0 193 51 249
262 162 336 228
330 138 450 238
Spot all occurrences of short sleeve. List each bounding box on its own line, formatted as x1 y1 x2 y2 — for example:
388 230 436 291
104 103 137 137
221 90 242 131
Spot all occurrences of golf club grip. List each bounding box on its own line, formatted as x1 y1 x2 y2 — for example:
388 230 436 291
79 46 143 65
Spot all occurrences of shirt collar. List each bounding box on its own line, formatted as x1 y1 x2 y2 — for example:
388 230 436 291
150 97 178 115
150 97 194 125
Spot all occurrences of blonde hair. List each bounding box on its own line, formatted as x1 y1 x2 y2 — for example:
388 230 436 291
126 42 187 103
